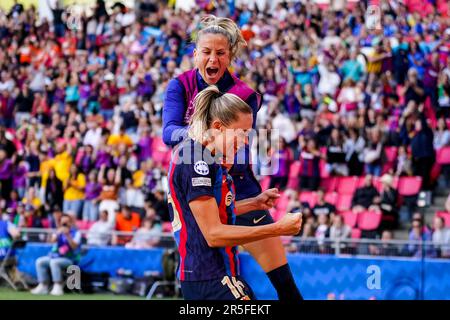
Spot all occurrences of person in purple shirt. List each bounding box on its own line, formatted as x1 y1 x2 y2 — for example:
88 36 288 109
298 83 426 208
82 170 102 221
0 148 13 201
162 15 303 301
137 126 153 163
13 159 28 199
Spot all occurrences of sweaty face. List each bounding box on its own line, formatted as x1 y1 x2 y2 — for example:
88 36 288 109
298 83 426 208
194 34 231 85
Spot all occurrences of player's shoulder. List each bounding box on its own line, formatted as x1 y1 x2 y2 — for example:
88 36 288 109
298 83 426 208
172 138 218 176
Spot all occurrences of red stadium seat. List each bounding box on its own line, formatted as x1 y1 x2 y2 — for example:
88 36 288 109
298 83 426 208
320 177 337 192
299 191 318 208
436 212 450 228
336 194 353 212
324 192 338 205
436 147 450 165
398 176 422 196
340 210 358 228
351 228 362 239
358 211 382 231
335 176 358 195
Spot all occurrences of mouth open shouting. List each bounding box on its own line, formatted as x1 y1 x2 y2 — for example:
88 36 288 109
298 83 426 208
205 66 220 82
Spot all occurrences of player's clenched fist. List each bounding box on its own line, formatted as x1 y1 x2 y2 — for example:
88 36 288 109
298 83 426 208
275 212 302 236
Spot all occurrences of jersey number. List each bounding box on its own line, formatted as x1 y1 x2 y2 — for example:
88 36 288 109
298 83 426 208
221 276 247 299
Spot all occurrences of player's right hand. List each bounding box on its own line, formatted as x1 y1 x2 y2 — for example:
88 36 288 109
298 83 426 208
276 212 302 236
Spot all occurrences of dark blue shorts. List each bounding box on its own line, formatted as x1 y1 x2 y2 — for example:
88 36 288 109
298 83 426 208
181 276 256 300
235 209 274 226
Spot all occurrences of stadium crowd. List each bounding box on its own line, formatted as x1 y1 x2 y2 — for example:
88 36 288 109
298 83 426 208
0 0 449 257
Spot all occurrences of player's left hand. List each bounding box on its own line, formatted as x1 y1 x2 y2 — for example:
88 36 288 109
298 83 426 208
253 188 280 210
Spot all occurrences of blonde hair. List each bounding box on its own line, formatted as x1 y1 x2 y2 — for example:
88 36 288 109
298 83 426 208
194 15 247 60
188 86 252 142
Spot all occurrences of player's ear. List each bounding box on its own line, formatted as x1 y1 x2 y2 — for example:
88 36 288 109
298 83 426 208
211 119 223 131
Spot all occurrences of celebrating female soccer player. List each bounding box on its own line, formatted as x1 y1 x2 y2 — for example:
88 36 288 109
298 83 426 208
163 15 303 301
168 86 302 300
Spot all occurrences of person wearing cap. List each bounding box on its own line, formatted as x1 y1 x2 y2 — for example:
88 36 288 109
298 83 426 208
379 174 399 230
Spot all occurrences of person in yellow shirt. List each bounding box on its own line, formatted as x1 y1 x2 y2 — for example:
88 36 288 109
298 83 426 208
107 125 134 148
53 143 73 183
22 186 42 210
63 164 86 219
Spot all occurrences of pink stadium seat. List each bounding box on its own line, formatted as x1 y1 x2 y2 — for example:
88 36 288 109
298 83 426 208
299 191 318 208
436 212 450 228
41 218 50 229
287 161 302 189
335 176 358 195
358 211 382 231
320 177 337 192
351 228 362 239
384 146 398 163
319 159 329 178
276 192 290 212
336 194 353 212
436 147 450 165
341 210 358 228
398 176 422 196
151 137 171 166
270 208 284 222
76 220 90 231
324 192 338 205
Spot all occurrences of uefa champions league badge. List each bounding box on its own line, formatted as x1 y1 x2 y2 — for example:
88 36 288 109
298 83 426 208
66 5 83 32
365 5 382 32
194 161 209 176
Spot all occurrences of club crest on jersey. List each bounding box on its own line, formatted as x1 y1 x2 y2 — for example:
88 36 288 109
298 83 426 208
225 191 234 207
194 161 209 175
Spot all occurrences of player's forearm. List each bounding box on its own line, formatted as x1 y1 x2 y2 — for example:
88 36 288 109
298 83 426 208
206 223 280 248
234 198 258 215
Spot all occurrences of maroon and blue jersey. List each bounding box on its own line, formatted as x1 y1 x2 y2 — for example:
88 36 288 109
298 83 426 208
168 138 240 281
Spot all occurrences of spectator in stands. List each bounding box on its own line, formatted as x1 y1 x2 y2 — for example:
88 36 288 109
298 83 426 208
379 174 399 230
112 205 141 246
21 186 41 211
329 215 351 253
351 175 381 213
395 145 413 176
405 218 434 258
368 230 399 257
432 216 450 258
344 128 365 176
315 214 330 251
82 170 102 222
30 214 81 296
299 139 321 191
326 128 348 176
434 117 450 149
86 210 113 246
288 222 318 254
269 138 293 191
0 148 14 202
312 189 336 218
97 164 120 225
63 164 86 220
362 127 384 177
411 113 436 190
125 217 161 249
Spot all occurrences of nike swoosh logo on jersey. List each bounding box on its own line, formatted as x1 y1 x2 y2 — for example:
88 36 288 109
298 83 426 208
253 215 266 224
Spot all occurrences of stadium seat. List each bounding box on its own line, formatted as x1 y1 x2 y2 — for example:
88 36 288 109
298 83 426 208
336 194 353 212
436 147 450 165
340 210 358 228
357 211 382 231
320 177 337 193
287 161 302 189
384 146 398 163
319 159 329 178
398 176 422 196
335 176 358 195
324 192 338 205
351 228 362 239
276 192 290 212
151 137 172 167
436 212 450 228
299 191 317 208
162 222 172 232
